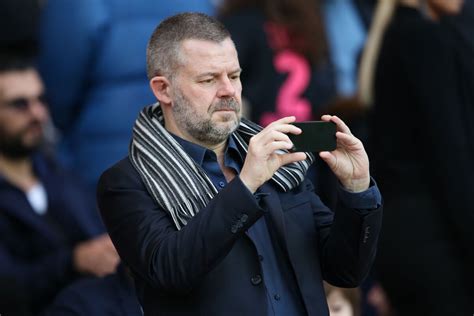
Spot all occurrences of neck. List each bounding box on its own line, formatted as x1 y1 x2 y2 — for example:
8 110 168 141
0 154 38 191
211 140 237 183
208 141 227 158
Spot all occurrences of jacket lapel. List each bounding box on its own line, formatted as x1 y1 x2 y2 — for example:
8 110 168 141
259 183 288 252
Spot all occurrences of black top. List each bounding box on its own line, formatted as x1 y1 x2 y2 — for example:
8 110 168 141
370 4 474 256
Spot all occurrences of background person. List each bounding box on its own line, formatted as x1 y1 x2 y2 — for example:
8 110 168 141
0 55 120 315
38 0 216 192
358 0 474 315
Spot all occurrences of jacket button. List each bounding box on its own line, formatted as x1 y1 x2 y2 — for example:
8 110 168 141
250 274 262 285
274 294 281 301
241 214 248 222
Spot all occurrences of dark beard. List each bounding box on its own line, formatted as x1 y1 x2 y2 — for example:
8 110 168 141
0 129 41 159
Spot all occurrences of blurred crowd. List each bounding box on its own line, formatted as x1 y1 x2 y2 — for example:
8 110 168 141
0 0 472 315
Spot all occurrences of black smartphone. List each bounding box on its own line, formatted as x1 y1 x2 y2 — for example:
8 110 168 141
289 121 337 152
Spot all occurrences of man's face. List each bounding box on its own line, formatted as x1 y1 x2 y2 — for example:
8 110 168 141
169 38 242 146
0 69 49 159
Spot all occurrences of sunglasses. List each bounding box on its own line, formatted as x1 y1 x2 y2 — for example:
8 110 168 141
2 94 48 111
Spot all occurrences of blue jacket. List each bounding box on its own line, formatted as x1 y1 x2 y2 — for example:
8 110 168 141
39 0 215 189
0 154 104 314
97 157 383 315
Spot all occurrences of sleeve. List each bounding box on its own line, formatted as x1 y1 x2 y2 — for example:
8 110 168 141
38 0 107 130
337 178 382 214
97 161 266 294
304 178 383 287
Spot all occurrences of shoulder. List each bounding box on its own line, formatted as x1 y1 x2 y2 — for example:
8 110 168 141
98 157 143 191
385 7 445 52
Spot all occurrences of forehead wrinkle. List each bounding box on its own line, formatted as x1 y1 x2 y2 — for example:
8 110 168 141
178 38 239 74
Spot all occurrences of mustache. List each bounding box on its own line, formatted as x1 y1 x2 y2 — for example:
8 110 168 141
21 120 43 134
209 98 240 113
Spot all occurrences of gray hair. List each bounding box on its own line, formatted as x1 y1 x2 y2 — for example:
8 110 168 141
146 12 231 80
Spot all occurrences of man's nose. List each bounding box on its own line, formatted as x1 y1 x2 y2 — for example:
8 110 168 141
216 77 236 98
28 100 49 122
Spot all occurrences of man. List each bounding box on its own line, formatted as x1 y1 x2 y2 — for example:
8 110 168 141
97 13 382 316
0 55 120 314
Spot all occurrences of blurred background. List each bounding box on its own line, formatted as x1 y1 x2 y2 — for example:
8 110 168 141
0 0 472 315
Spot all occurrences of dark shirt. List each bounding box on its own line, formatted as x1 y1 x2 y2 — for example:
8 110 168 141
172 134 381 315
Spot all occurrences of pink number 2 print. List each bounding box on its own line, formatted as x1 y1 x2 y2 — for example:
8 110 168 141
260 50 313 126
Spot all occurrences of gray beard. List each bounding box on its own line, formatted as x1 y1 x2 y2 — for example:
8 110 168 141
172 92 241 146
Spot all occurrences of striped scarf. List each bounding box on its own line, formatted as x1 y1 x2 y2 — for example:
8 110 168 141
129 103 315 230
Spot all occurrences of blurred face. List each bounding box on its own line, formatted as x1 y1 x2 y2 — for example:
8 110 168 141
327 290 354 316
169 38 242 146
427 0 464 18
0 69 49 159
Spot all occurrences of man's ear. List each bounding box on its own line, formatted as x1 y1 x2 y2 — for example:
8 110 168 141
150 76 172 105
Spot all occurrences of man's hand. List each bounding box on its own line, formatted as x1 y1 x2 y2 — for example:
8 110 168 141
319 115 370 192
73 234 120 277
240 116 307 193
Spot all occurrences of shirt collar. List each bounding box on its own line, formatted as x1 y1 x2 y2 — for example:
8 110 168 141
170 133 243 167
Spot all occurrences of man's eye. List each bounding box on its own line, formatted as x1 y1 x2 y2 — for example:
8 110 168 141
200 78 214 84
230 75 240 80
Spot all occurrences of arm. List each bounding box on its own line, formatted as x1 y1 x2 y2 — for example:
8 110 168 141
309 114 382 286
316 181 382 287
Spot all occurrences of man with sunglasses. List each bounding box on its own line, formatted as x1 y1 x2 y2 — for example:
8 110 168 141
0 54 121 314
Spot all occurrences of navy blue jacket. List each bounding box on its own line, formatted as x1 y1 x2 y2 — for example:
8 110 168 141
98 157 382 316
0 154 104 314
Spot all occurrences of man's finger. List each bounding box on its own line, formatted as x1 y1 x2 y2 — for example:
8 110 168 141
319 151 336 169
261 121 302 137
258 130 293 146
264 140 294 153
266 116 297 128
321 115 352 135
278 152 307 166
336 131 360 147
